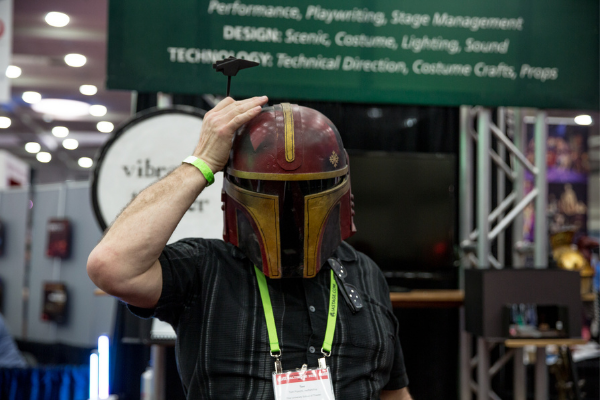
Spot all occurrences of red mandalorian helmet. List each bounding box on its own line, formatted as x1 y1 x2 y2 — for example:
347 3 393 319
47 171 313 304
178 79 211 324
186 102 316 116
222 103 356 278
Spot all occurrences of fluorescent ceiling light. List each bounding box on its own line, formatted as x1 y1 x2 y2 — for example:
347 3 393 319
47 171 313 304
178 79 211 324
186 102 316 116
574 115 592 125
89 105 107 117
31 99 90 119
45 12 70 27
6 65 21 78
25 142 41 153
52 126 69 137
78 157 94 168
0 116 10 128
36 152 52 163
64 54 86 67
62 138 79 150
80 85 98 96
22 91 41 104
97 121 114 133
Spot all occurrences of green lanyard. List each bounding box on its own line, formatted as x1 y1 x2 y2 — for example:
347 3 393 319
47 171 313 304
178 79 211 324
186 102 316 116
254 266 338 369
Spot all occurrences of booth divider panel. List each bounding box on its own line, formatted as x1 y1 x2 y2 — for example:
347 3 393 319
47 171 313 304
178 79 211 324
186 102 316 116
0 188 29 339
27 183 116 347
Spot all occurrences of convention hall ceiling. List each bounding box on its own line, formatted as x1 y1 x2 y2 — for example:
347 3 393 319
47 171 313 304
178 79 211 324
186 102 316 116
1 0 130 182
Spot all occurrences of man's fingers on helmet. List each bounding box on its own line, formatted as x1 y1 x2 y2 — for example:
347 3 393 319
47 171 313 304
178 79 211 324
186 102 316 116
211 96 235 113
223 97 266 121
229 106 262 129
218 96 263 115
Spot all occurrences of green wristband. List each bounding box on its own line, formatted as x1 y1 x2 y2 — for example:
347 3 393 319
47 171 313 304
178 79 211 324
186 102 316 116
182 156 215 186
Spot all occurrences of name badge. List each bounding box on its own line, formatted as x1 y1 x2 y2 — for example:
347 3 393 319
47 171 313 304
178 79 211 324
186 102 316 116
272 367 335 400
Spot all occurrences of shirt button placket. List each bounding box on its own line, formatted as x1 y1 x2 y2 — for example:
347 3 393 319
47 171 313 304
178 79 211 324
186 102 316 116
304 280 322 362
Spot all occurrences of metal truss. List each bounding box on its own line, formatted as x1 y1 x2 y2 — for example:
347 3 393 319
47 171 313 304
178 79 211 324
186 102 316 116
459 106 548 271
458 106 548 400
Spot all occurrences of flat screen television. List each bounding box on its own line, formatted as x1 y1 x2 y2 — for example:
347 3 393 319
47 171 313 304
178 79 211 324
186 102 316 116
345 152 456 272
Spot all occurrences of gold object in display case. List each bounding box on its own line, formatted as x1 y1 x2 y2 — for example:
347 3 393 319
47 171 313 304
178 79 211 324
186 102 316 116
550 230 594 294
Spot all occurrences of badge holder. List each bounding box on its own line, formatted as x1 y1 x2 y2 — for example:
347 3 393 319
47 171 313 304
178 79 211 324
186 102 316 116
255 266 338 400
272 364 335 400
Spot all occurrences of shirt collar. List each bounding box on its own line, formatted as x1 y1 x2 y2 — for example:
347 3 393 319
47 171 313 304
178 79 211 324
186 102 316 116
229 243 247 260
334 241 358 262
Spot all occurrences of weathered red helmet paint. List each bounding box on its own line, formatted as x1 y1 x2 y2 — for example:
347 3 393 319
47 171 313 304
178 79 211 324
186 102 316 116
222 103 356 278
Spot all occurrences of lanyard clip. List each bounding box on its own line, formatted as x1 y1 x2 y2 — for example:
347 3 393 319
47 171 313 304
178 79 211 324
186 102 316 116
318 357 327 369
319 347 331 368
271 350 282 373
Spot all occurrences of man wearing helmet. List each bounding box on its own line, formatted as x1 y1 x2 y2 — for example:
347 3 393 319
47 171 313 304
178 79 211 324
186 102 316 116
88 96 412 400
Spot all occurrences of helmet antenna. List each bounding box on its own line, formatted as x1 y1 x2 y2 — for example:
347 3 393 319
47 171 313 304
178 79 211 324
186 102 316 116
212 56 260 97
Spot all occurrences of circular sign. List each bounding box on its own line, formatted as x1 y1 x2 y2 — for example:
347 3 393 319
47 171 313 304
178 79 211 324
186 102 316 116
91 106 224 243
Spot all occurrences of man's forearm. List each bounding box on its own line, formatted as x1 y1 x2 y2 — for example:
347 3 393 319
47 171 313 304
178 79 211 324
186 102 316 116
87 164 207 296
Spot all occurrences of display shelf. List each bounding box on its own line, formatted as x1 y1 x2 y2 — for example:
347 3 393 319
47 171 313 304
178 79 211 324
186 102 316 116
389 290 464 308
504 338 588 348
390 290 595 308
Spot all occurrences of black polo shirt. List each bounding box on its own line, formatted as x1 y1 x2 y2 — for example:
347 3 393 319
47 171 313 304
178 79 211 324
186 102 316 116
129 239 408 399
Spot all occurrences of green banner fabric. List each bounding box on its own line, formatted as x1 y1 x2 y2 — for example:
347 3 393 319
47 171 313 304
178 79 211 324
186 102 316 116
107 0 599 109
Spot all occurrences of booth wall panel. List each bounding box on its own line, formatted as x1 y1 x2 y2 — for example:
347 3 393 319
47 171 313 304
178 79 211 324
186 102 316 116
0 188 29 339
28 185 60 343
27 182 116 347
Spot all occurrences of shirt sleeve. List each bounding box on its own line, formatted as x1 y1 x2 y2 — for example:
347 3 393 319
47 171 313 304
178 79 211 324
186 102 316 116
127 238 209 328
382 334 409 390
374 264 410 390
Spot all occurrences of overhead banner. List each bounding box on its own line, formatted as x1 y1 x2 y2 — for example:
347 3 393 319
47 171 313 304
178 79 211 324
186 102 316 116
0 0 13 104
107 0 599 110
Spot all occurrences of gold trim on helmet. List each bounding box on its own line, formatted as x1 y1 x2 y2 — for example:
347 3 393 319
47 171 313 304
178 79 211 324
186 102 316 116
227 166 348 181
303 177 350 278
282 103 295 163
223 178 282 278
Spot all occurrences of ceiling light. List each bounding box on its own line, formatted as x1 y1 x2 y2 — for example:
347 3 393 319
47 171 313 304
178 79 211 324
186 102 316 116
22 91 41 104
25 142 41 153
79 85 98 95
52 126 69 137
6 65 21 78
36 152 52 163
78 157 93 168
45 12 70 27
31 99 90 119
0 116 10 128
64 54 86 67
367 108 383 119
97 121 114 133
574 115 592 125
63 138 79 150
89 105 107 117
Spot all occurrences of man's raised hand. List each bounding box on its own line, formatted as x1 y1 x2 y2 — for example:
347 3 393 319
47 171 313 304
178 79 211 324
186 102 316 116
193 96 269 174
